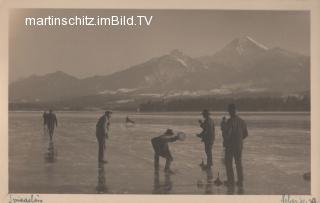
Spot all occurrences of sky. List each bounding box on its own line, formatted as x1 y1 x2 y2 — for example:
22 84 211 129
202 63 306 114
9 9 310 82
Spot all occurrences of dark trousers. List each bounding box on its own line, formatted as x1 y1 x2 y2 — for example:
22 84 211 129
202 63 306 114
97 136 105 161
204 142 213 166
154 154 172 170
225 146 243 184
47 125 55 138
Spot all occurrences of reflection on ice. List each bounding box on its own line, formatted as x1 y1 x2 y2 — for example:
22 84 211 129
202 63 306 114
153 170 173 194
96 163 108 194
44 140 57 163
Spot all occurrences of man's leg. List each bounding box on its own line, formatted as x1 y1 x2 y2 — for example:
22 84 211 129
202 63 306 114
234 148 243 186
164 157 173 173
205 142 213 167
225 147 235 185
164 153 173 173
51 127 55 139
154 153 160 170
98 137 104 162
48 126 53 140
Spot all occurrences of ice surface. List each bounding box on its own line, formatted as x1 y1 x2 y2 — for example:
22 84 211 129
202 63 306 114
9 111 310 194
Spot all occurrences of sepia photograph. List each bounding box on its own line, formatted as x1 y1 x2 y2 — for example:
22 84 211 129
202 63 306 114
7 8 313 197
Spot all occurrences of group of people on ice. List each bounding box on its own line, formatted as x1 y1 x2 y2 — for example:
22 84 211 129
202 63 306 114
94 103 248 188
150 104 248 188
42 103 248 189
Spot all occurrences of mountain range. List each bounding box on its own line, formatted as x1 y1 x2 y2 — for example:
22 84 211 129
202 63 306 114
9 36 310 106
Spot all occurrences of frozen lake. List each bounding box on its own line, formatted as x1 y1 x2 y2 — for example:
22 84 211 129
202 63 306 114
9 111 310 194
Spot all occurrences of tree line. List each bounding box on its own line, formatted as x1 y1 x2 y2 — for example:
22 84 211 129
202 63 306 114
138 95 310 112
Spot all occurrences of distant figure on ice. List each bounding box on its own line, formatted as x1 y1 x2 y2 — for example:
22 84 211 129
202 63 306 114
224 104 248 188
42 111 48 134
197 109 215 169
125 116 135 125
96 110 112 164
220 116 227 148
46 109 58 140
151 129 179 174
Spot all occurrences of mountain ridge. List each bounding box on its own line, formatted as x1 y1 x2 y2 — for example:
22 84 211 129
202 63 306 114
9 36 310 103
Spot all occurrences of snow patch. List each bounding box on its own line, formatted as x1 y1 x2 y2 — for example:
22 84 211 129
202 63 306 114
175 57 187 67
98 90 117 95
246 36 268 50
139 93 161 97
98 88 138 95
245 88 267 92
115 99 134 104
117 88 138 93
235 36 268 55
209 88 232 95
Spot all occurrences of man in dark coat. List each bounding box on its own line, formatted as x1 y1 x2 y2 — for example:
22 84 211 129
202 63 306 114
197 109 215 169
224 104 248 187
46 109 58 140
42 111 47 126
96 111 112 163
151 129 179 174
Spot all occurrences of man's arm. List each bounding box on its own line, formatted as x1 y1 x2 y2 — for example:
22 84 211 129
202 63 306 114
199 120 205 129
105 118 110 139
54 115 58 127
168 135 179 142
211 121 215 140
161 135 179 142
242 120 248 139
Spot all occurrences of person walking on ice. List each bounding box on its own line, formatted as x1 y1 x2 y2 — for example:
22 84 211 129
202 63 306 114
46 109 58 140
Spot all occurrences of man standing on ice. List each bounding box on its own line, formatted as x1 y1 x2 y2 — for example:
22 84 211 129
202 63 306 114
224 104 248 188
96 110 112 164
46 109 58 140
197 109 215 169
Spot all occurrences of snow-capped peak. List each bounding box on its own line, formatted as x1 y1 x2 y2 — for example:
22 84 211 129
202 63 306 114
244 36 268 50
233 36 268 55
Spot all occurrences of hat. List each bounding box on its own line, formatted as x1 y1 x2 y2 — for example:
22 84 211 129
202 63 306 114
201 109 210 115
164 129 174 135
104 110 112 115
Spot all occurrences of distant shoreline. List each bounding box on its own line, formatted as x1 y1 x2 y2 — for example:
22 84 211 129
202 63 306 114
8 110 311 114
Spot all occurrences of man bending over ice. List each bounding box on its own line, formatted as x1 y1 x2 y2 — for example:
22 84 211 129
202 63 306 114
151 129 179 174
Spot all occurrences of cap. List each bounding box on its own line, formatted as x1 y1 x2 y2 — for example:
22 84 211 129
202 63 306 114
201 109 210 115
105 110 113 115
